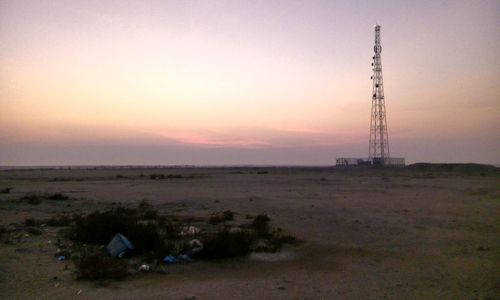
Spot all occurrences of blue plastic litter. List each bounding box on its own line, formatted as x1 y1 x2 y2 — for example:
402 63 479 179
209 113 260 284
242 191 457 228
163 255 178 264
57 255 66 261
177 254 193 262
107 233 135 258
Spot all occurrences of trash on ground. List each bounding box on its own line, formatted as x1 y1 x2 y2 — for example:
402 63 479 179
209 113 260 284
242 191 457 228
186 239 203 256
180 226 200 236
163 255 178 264
107 233 135 258
138 264 151 271
55 248 71 260
178 254 193 262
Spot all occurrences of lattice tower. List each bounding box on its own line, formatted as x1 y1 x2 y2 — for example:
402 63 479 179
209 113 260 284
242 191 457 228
369 24 390 162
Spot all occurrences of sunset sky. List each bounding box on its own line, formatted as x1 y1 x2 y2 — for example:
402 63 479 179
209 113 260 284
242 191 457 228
1 0 499 165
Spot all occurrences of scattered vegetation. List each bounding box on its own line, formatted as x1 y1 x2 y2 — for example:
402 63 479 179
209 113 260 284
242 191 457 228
69 207 162 253
137 199 159 220
49 177 84 182
149 174 165 179
21 194 43 205
251 214 271 236
47 192 70 201
229 171 245 174
46 214 72 227
266 228 299 251
12 199 298 281
0 187 12 194
20 192 71 204
25 227 42 235
24 217 37 226
209 210 235 224
149 174 189 180
75 247 129 280
0 226 5 240
407 163 499 176
256 170 269 174
196 229 254 259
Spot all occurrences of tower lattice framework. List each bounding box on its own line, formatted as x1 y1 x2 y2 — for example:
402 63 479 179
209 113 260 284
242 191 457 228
369 24 390 162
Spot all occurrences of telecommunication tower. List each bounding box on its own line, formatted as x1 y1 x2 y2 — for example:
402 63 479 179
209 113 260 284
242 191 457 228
369 24 390 163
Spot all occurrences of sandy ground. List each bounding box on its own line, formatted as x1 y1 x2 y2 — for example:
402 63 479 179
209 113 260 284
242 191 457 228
0 167 498 299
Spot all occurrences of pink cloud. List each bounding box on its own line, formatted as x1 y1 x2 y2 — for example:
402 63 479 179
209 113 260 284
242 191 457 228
156 131 270 148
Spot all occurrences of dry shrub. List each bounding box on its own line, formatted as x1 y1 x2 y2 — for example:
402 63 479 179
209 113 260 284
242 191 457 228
47 215 72 227
137 199 158 220
267 229 299 251
76 247 129 280
26 227 42 235
47 193 69 201
0 187 12 194
20 192 70 204
150 174 190 180
251 214 271 236
25 217 37 226
149 174 165 180
21 194 42 205
209 210 235 225
69 207 162 253
196 229 254 259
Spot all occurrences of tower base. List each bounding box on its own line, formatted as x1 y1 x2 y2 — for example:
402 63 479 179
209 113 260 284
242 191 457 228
336 157 405 167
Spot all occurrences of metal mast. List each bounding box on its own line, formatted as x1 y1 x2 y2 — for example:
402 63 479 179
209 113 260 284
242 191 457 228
369 24 390 163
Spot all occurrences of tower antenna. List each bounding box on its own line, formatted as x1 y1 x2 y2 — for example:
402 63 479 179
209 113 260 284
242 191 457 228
335 25 404 167
369 24 390 164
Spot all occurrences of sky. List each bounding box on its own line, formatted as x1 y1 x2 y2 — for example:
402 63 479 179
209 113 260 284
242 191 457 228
1 0 499 165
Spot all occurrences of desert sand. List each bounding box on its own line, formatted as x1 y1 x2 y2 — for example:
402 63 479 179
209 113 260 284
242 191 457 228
0 166 498 299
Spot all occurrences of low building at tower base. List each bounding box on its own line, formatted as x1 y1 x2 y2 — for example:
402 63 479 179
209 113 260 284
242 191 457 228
336 157 405 167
